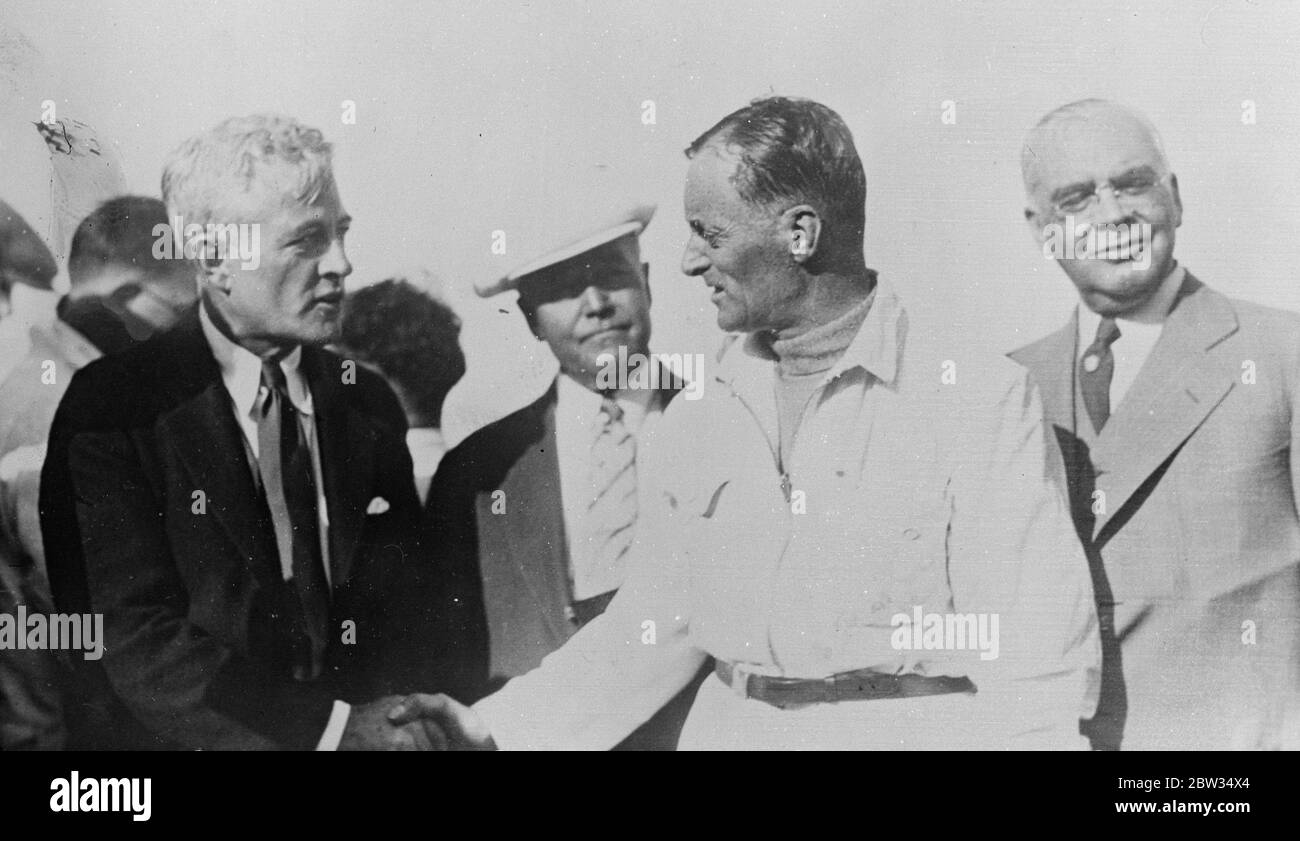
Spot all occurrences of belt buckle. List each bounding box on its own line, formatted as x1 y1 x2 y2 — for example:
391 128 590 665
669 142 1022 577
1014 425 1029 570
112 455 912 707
729 662 752 700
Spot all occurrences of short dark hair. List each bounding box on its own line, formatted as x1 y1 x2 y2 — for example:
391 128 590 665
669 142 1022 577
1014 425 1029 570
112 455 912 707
685 96 866 248
68 196 177 288
338 279 465 426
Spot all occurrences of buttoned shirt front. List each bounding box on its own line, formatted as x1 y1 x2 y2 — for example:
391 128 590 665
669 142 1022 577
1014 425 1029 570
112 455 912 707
476 277 1100 750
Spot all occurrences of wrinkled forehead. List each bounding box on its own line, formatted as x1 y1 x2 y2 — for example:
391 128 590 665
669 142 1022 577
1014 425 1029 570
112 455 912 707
223 166 344 224
684 145 744 205
1023 107 1166 196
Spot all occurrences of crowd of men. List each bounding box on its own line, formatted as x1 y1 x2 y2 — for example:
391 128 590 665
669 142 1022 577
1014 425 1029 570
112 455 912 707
1 95 1297 750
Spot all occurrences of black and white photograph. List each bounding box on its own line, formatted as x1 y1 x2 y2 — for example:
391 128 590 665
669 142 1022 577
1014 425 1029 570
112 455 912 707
0 0 1294 813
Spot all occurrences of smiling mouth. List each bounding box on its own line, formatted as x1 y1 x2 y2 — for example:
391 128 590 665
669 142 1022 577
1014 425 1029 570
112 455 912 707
584 325 630 342
1102 239 1144 263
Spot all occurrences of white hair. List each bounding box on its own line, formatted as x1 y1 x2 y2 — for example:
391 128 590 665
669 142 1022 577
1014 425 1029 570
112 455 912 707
161 113 335 226
1020 99 1171 207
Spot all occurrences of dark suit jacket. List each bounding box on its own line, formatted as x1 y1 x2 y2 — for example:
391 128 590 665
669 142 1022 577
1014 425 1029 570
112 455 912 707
429 375 708 749
40 310 465 750
1011 275 1300 750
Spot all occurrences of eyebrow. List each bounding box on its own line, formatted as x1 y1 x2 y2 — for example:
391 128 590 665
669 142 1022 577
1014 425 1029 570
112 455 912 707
282 214 351 243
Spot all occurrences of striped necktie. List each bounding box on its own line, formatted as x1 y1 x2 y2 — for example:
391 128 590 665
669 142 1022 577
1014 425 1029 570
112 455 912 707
578 394 638 601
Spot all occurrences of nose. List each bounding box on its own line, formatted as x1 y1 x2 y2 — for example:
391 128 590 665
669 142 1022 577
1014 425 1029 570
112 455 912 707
681 236 710 277
580 284 612 316
319 235 353 282
1091 185 1129 224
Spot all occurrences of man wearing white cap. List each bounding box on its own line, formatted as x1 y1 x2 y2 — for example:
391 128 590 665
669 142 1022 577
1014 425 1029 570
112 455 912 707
428 200 708 749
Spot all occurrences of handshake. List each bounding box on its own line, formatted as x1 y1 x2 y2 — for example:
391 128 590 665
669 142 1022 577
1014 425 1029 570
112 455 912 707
338 694 498 751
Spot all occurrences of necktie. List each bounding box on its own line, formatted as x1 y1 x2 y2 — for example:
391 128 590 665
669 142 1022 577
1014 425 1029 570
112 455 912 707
257 360 330 680
1080 317 1122 434
578 395 638 604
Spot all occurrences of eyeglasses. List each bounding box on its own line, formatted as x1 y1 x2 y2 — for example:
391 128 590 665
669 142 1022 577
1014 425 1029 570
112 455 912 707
1051 168 1167 216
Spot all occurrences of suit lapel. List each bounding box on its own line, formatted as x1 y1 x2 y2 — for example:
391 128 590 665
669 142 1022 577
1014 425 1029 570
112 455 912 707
1010 312 1078 434
504 393 571 643
303 348 377 590
156 318 279 585
1091 276 1239 538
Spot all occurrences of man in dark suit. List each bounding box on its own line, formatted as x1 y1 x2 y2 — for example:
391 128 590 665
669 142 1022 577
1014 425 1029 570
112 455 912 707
430 200 707 749
1 196 195 750
40 114 458 750
1011 99 1300 749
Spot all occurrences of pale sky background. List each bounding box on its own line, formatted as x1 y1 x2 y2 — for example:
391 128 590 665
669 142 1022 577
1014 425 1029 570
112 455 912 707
3 0 1298 441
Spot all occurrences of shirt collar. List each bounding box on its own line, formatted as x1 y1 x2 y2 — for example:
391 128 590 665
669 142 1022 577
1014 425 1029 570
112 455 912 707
199 303 312 419
719 275 901 390
1076 263 1185 353
555 371 657 432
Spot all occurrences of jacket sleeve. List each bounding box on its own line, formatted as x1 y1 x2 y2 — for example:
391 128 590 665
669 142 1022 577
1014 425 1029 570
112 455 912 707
472 418 708 750
55 416 336 750
945 365 1101 749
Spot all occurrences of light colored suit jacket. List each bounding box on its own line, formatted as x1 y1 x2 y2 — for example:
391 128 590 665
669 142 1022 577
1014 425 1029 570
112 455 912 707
1011 274 1300 750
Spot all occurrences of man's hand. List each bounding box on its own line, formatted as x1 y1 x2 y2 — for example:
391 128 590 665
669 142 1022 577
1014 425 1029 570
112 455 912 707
339 696 443 751
387 693 496 751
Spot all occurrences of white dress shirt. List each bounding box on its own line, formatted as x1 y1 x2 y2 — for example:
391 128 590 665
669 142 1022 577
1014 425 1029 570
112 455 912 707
553 373 662 601
198 306 350 750
406 427 447 505
1076 264 1186 413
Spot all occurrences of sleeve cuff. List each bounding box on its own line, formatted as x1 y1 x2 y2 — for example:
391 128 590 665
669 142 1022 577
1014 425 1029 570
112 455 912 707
315 700 351 751
471 692 518 751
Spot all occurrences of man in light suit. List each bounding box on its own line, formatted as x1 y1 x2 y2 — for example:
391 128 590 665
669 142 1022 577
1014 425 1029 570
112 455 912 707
429 201 708 749
1011 99 1300 749
40 115 459 750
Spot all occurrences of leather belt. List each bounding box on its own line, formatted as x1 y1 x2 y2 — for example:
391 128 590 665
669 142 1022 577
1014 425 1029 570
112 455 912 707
715 660 976 708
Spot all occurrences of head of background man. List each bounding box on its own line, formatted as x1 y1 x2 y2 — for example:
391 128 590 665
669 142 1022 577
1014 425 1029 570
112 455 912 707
680 95 870 337
338 279 466 430
514 232 652 391
162 114 352 357
0 197 58 319
1021 99 1183 319
63 195 196 350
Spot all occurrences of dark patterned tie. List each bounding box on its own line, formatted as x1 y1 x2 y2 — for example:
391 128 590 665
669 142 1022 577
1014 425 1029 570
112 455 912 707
257 360 330 680
1080 317 1122 434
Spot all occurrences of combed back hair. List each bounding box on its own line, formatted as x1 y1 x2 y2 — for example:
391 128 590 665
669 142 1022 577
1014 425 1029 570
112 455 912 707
162 114 334 226
1020 99 1171 193
68 195 179 288
338 279 466 424
685 96 866 247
